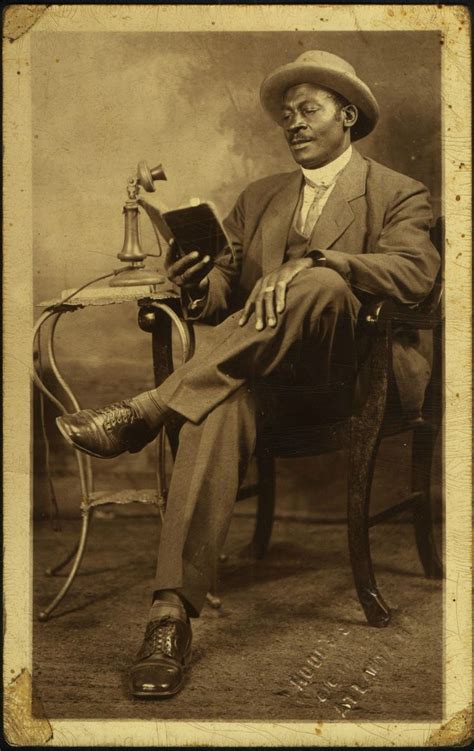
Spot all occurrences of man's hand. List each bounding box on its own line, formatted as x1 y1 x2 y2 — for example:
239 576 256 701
136 190 212 297
165 242 213 297
239 257 313 330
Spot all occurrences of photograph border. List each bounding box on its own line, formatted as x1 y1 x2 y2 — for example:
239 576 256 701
3 4 472 746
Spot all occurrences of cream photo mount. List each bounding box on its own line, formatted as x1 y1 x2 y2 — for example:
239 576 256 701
3 4 472 747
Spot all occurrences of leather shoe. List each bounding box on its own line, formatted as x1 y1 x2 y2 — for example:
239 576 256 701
56 400 161 459
130 616 192 698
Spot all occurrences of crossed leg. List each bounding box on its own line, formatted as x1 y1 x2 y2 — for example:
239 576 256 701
57 268 362 697
136 268 362 614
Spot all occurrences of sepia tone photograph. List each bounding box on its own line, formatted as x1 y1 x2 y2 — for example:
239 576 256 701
3 4 472 747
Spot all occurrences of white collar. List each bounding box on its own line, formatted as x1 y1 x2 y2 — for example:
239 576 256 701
301 145 352 188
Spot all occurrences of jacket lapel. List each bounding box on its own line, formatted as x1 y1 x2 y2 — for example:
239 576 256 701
309 149 368 250
261 170 302 273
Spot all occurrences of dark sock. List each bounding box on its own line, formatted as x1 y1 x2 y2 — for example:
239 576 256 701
130 394 178 431
152 589 183 606
149 589 188 622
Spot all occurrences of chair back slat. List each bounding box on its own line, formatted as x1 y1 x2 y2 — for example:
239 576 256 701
423 216 444 314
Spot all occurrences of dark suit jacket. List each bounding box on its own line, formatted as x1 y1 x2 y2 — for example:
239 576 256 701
193 149 440 416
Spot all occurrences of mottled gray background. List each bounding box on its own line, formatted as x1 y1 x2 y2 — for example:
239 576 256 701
32 31 443 721
32 31 442 518
33 31 441 303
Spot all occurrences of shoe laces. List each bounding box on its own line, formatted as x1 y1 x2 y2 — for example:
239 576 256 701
101 401 136 432
144 617 178 659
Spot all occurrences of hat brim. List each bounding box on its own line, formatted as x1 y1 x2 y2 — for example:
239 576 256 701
260 62 379 141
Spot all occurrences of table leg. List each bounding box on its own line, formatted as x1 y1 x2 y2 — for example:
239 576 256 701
33 310 70 416
34 310 94 620
33 310 93 499
45 542 80 576
38 508 92 621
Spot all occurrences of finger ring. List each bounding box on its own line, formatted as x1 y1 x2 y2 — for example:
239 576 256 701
264 286 275 292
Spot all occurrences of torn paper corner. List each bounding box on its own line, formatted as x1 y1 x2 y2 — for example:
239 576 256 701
4 668 53 746
3 5 49 42
452 5 471 28
428 706 473 747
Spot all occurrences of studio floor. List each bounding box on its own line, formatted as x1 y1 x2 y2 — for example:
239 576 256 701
33 490 443 723
32 319 444 723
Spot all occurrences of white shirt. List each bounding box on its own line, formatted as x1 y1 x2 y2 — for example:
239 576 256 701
298 145 352 230
189 145 353 312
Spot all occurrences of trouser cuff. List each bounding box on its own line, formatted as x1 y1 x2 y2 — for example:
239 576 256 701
153 559 210 619
131 391 169 429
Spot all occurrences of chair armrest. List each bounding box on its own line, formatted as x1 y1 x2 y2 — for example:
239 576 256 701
360 297 443 332
183 296 443 335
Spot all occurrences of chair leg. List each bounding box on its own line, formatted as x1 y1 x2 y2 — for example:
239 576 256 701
412 424 443 578
205 591 222 609
348 424 391 627
347 333 391 628
252 452 276 559
38 508 91 621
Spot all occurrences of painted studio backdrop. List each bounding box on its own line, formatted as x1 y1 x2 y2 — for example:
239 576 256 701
33 31 441 302
32 31 442 517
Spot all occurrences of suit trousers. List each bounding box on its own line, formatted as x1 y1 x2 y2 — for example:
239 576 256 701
134 268 362 616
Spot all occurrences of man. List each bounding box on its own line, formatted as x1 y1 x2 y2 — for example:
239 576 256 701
56 51 440 698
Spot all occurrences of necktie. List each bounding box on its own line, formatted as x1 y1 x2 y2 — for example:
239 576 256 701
301 183 329 237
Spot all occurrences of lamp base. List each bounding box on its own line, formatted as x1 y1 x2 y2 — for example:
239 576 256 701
110 265 165 289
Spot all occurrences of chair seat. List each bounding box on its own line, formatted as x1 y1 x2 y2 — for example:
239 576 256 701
258 415 431 458
256 374 433 458
258 419 350 457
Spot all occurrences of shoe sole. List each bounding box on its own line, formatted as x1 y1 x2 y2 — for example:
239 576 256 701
55 416 122 460
131 679 185 699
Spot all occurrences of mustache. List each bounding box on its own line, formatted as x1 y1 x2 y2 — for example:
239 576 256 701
289 136 313 144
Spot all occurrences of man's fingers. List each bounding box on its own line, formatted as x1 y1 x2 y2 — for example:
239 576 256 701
169 250 200 275
275 279 287 313
179 256 212 286
263 285 277 327
239 293 255 326
240 276 279 329
167 251 202 281
239 282 262 326
254 296 264 330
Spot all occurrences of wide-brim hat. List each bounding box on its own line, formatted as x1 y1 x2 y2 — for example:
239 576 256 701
260 50 379 141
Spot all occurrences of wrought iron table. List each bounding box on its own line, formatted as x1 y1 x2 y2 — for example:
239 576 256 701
33 284 196 621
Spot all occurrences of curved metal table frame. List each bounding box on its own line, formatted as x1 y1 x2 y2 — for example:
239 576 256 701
33 293 195 621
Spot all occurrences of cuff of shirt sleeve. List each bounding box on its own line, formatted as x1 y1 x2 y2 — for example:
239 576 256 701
306 248 355 285
180 280 209 320
305 249 328 267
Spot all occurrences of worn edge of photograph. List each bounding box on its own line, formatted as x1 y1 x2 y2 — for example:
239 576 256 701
3 3 472 747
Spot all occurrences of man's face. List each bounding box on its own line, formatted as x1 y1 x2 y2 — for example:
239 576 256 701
281 83 350 169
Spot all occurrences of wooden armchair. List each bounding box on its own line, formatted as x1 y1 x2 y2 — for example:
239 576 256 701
34 221 441 624
147 219 443 627
234 218 444 627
